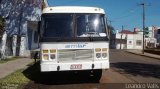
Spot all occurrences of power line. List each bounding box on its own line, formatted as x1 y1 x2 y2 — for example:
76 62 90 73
112 7 139 21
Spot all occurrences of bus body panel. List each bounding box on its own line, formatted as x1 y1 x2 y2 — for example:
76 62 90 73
43 6 105 14
41 61 109 72
40 42 109 71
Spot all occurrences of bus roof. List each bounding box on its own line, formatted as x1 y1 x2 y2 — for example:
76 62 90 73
42 6 105 14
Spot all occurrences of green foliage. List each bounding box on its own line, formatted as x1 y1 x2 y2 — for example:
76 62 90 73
107 25 115 35
144 27 149 35
0 69 30 89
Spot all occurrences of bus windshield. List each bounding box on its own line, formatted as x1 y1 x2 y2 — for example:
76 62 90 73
77 14 106 37
42 14 107 38
42 14 73 38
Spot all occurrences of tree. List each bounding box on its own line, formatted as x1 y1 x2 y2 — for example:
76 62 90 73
0 0 42 59
42 0 48 9
0 16 5 37
107 25 116 48
107 25 115 38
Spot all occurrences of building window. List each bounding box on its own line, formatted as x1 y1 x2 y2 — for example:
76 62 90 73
136 40 142 46
128 40 132 45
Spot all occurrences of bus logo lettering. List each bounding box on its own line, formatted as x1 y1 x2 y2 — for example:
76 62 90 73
65 44 86 48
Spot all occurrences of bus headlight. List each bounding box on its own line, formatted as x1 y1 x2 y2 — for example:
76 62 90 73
96 53 101 58
95 48 108 59
43 54 49 60
50 54 56 59
102 53 107 58
43 50 49 53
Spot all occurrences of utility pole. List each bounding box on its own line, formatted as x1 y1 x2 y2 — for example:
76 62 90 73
120 25 124 49
138 3 150 54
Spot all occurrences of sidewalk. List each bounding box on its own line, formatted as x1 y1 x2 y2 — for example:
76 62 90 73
126 50 160 60
0 58 33 79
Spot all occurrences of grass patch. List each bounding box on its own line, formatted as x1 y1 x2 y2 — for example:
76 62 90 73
0 69 30 89
0 62 34 89
0 57 19 64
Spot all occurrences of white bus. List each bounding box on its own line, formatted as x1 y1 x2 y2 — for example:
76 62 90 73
38 6 109 81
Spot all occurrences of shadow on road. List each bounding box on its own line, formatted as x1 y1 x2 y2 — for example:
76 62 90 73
111 62 160 79
23 62 98 86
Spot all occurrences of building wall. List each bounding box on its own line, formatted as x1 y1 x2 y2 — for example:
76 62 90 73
115 33 143 49
126 34 134 49
145 38 157 48
127 34 143 49
115 33 127 49
116 33 127 39
134 34 143 49
116 44 126 49
145 26 159 48
156 27 160 46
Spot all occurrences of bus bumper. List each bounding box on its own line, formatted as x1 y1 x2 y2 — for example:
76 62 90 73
40 61 109 72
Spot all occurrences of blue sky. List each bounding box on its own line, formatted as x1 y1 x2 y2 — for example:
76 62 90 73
47 0 160 31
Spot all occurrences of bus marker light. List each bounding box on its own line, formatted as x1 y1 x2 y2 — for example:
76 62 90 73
95 48 101 52
102 48 107 51
43 50 48 53
50 49 56 53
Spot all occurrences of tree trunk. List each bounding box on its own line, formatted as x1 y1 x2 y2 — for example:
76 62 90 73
0 32 7 60
15 35 21 56
12 35 17 56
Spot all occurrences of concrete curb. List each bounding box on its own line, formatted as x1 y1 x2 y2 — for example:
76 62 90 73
126 51 160 60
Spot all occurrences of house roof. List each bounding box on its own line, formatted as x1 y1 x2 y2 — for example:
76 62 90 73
119 30 134 34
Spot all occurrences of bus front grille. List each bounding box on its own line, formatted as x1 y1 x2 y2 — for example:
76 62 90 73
58 49 94 62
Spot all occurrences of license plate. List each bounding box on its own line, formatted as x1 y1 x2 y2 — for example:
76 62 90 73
70 64 82 69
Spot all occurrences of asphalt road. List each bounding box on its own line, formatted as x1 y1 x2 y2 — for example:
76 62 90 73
24 49 160 89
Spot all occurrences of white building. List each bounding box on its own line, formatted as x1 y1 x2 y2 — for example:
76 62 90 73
115 30 143 49
115 33 127 49
157 27 160 46
126 34 143 49
144 26 158 48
